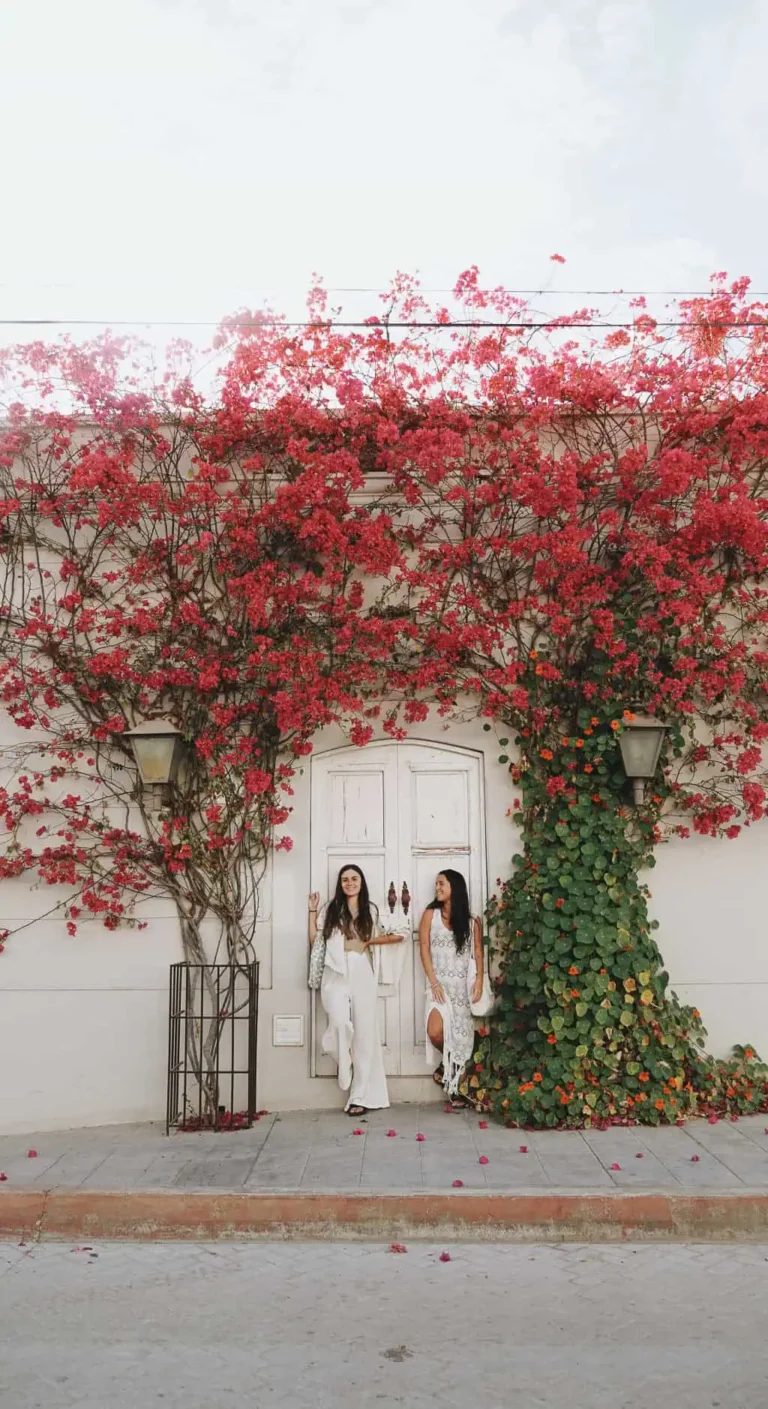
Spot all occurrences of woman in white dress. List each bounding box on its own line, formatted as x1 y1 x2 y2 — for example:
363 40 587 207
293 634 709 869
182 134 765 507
308 865 404 1117
419 869 483 1105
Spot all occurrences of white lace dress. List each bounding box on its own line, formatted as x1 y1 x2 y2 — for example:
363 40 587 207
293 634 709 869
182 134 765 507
424 909 476 1096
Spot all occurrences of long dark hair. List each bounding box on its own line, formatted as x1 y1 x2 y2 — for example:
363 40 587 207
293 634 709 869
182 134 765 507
429 868 471 952
322 864 377 943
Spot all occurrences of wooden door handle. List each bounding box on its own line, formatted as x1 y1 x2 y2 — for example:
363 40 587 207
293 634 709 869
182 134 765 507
401 881 411 916
387 880 397 913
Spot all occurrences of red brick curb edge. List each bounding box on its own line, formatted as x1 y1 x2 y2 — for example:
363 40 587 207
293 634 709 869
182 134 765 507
4 1189 768 1242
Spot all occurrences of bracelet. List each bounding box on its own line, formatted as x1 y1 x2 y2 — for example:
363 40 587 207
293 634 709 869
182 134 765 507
308 908 318 914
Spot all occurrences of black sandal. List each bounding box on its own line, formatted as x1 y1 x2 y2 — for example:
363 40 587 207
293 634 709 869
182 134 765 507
346 1105 367 1117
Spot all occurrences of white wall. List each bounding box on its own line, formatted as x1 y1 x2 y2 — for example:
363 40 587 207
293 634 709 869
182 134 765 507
648 824 768 1059
0 917 180 1133
1 710 766 1134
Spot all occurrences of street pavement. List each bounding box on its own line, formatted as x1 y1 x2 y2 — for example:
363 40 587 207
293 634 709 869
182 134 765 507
1 1239 766 1408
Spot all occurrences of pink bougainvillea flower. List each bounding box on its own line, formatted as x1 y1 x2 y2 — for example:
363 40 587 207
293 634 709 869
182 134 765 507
478 1121 488 1129
352 1128 365 1136
452 1179 464 1187
439 1252 452 1262
389 1243 407 1254
27 1150 37 1159
479 1155 489 1165
519 1145 528 1154
691 1155 700 1162
444 1104 454 1113
635 1153 644 1159
708 1116 719 1125
0 1173 7 1181
610 1163 622 1171
416 1133 425 1142
386 1129 397 1137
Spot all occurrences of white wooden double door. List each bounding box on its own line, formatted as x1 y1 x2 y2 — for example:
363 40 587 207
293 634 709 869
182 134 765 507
310 741 485 1078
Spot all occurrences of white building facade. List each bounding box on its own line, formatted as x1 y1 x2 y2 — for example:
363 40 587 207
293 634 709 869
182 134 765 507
1 708 766 1134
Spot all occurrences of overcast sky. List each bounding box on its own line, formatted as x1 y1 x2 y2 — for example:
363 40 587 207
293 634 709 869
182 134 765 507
1 0 767 350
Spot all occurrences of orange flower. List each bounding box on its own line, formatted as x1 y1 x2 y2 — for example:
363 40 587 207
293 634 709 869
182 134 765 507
547 1033 557 1044
571 989 580 998
590 717 599 726
532 1072 543 1082
575 738 584 749
584 764 593 773
745 1047 755 1060
539 748 553 760
584 727 593 736
610 720 621 731
568 965 579 976
638 1072 650 1082
654 1099 665 1110
529 650 538 660
623 709 636 722
561 736 570 746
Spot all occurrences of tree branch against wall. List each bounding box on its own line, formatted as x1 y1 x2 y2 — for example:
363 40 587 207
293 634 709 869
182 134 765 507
0 335 405 1118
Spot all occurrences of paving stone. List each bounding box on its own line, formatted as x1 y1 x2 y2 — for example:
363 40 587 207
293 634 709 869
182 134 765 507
173 1157 258 1188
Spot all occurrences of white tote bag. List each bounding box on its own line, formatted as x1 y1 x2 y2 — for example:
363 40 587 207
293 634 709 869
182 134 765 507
467 948 498 1018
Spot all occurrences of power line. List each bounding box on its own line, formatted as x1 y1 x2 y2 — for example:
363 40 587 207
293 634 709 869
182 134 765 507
328 287 768 298
0 317 766 330
2 283 766 298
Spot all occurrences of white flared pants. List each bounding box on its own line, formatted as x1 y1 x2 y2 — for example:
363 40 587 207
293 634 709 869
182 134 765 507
320 950 389 1111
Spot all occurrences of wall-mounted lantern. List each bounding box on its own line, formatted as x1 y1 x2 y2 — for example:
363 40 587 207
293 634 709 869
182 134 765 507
125 719 186 790
618 712 668 805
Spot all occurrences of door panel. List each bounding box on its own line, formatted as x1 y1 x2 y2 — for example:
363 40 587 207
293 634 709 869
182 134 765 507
397 746 485 1076
327 770 386 847
311 749 400 1075
411 769 471 848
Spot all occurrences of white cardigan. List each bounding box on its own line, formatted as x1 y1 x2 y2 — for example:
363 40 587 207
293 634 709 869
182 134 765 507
320 905 409 989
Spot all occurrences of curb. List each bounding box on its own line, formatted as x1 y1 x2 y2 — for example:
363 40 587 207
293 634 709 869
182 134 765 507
4 1188 768 1242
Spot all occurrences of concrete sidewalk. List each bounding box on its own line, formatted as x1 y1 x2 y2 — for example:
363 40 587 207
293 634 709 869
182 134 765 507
3 1104 768 1241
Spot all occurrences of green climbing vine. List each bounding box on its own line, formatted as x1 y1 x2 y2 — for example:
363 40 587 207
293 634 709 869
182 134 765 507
470 710 768 1129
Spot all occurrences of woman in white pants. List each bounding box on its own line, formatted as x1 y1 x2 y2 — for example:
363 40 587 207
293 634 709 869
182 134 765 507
308 866 404 1117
